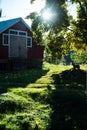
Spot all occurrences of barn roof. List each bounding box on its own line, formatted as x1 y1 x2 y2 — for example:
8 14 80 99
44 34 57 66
0 17 30 33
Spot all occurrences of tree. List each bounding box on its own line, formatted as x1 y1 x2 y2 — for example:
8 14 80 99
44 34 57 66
71 50 87 64
70 0 87 48
27 0 87 60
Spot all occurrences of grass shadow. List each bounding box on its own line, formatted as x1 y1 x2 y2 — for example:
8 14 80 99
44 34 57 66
0 68 49 94
52 68 87 90
48 89 87 130
47 68 87 130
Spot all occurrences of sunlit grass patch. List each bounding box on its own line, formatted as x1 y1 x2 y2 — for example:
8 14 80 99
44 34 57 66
80 65 87 71
26 83 48 88
0 93 29 114
35 75 54 85
8 87 50 104
9 87 46 95
0 106 51 130
0 86 51 129
43 62 72 74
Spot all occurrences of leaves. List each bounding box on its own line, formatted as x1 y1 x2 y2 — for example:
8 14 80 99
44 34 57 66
27 0 87 59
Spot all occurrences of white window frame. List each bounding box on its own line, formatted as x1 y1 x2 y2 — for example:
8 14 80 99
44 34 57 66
9 29 18 35
3 34 9 46
19 31 27 36
3 30 32 48
27 37 32 47
9 29 27 37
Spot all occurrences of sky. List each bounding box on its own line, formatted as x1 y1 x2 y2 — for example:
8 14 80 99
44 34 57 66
0 0 30 19
0 0 77 23
0 0 45 22
68 1 77 19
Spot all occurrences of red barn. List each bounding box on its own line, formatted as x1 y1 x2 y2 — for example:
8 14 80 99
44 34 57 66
0 18 44 70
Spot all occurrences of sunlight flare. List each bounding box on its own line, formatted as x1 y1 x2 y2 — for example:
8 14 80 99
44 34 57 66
42 10 53 20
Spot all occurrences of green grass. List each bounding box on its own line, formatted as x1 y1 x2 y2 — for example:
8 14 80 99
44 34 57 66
0 62 87 130
0 88 51 130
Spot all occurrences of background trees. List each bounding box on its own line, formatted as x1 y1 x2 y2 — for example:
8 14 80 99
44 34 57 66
27 0 87 63
70 0 87 47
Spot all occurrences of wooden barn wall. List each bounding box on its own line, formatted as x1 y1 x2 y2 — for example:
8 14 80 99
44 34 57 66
0 34 2 45
27 42 44 60
0 33 8 59
0 46 8 59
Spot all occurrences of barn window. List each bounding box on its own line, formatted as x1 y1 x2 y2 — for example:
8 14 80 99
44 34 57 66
9 29 27 37
10 30 18 35
27 37 32 47
19 31 27 36
3 34 9 46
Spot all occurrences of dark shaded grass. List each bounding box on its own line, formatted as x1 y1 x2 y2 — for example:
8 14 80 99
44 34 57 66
48 67 87 130
48 89 87 130
0 69 48 94
52 68 86 90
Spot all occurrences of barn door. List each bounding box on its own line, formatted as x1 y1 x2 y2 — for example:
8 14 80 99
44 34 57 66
9 35 27 59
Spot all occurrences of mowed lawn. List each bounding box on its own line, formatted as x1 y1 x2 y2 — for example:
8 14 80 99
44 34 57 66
0 62 87 130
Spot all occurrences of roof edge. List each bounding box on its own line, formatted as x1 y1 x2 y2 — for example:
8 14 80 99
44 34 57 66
0 17 30 33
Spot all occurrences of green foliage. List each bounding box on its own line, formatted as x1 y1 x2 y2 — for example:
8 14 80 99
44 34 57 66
70 0 87 47
30 0 36 4
27 0 70 59
71 51 87 64
27 0 87 60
